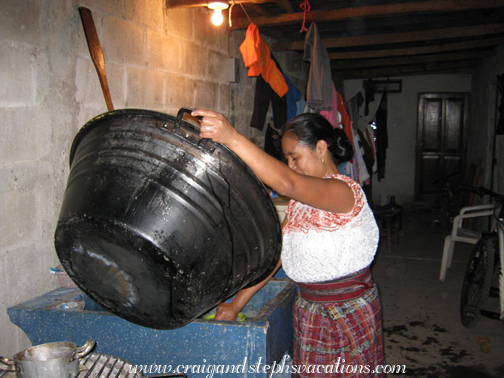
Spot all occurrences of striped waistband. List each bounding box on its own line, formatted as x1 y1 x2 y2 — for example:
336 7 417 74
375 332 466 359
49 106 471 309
297 267 373 303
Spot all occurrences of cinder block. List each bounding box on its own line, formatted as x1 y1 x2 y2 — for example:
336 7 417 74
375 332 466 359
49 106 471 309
0 108 51 163
193 80 219 109
163 7 193 40
103 16 146 66
77 0 123 16
207 50 227 82
0 45 34 105
0 164 51 196
218 83 230 113
229 31 246 58
0 0 41 45
193 8 214 46
105 63 127 109
3 243 60 310
75 58 105 107
146 30 180 72
0 191 37 249
125 0 164 32
0 240 59 357
179 40 207 78
75 58 125 112
192 7 227 51
125 67 165 109
165 73 195 108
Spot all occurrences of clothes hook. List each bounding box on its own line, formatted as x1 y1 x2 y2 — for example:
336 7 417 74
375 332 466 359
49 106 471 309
300 0 313 33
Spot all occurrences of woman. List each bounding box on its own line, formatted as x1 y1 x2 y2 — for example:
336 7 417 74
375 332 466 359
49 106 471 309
192 110 383 378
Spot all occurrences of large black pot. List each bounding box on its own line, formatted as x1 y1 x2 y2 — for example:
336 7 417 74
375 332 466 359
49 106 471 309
54 108 282 329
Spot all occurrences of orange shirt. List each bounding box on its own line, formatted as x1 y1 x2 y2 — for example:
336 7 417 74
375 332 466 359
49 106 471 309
240 23 288 97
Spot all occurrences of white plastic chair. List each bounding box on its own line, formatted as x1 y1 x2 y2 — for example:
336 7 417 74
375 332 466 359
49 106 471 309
439 204 495 281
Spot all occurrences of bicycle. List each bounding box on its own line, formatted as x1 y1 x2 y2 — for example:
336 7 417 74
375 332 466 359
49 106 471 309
459 185 504 329
432 172 460 228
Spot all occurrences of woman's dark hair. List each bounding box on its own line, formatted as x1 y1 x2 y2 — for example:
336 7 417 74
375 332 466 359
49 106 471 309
280 113 353 165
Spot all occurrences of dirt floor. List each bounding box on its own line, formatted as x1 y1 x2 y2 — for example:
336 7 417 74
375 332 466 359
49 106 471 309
372 203 504 378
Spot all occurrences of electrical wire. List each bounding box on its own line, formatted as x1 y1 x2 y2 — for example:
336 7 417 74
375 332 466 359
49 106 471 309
239 2 253 24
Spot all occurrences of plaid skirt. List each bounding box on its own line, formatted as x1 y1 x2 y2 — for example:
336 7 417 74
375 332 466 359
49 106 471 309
292 280 384 378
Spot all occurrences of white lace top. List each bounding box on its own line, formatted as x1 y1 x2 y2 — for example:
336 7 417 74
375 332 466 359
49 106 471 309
281 174 379 283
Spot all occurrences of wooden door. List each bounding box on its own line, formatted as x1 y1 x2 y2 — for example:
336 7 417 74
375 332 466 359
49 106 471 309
415 93 468 200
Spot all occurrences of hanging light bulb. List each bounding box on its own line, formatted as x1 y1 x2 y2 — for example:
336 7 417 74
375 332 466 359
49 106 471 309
208 2 228 26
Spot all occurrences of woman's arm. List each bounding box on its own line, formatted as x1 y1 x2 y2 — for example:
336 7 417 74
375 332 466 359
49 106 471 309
215 215 288 320
215 258 283 321
192 109 354 213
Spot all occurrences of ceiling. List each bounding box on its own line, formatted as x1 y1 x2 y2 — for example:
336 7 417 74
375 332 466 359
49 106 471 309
167 0 504 79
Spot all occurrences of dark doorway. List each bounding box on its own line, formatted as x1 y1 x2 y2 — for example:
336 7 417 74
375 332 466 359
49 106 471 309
415 93 469 200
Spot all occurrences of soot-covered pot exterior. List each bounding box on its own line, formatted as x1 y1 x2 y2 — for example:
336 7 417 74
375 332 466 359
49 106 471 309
54 108 282 329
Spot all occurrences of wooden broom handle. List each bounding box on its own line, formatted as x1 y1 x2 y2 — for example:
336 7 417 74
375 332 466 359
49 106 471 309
79 7 114 112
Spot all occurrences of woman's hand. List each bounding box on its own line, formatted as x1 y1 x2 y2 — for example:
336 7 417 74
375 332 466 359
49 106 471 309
214 301 241 321
192 109 238 145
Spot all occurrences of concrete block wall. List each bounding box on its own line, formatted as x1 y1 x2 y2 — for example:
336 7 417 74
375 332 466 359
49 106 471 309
0 0 308 356
469 44 504 195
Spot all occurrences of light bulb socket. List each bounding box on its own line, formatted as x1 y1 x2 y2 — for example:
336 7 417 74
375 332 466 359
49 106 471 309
207 2 229 10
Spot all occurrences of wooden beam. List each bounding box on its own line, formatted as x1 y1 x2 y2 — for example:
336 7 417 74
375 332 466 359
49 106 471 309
333 60 481 79
331 50 494 70
278 0 293 14
273 23 504 51
230 0 504 30
242 3 272 17
327 37 504 60
165 0 273 12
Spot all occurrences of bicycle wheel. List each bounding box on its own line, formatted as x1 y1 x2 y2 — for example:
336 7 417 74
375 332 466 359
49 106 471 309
460 234 496 328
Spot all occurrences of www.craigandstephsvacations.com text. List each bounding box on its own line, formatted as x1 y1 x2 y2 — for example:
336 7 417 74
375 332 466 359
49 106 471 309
129 356 407 377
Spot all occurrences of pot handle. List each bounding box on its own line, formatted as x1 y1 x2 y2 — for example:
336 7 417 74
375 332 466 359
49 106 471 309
0 356 16 372
174 107 200 132
75 339 96 359
173 107 214 151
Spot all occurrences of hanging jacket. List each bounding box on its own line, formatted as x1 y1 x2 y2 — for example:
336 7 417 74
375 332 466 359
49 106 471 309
240 23 288 97
303 23 332 111
283 73 302 122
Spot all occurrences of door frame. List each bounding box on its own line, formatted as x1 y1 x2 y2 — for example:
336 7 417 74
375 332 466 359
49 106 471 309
415 92 469 200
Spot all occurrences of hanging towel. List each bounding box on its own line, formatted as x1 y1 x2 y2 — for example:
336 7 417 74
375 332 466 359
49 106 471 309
303 23 332 111
240 23 288 97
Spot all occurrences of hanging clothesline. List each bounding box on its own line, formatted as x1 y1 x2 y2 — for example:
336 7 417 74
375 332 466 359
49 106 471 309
236 21 386 184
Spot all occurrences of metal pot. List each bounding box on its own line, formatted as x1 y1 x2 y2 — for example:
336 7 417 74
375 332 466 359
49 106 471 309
54 107 282 329
0 339 95 378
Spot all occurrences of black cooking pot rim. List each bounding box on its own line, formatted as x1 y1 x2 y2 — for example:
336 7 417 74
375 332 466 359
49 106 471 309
69 108 178 168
